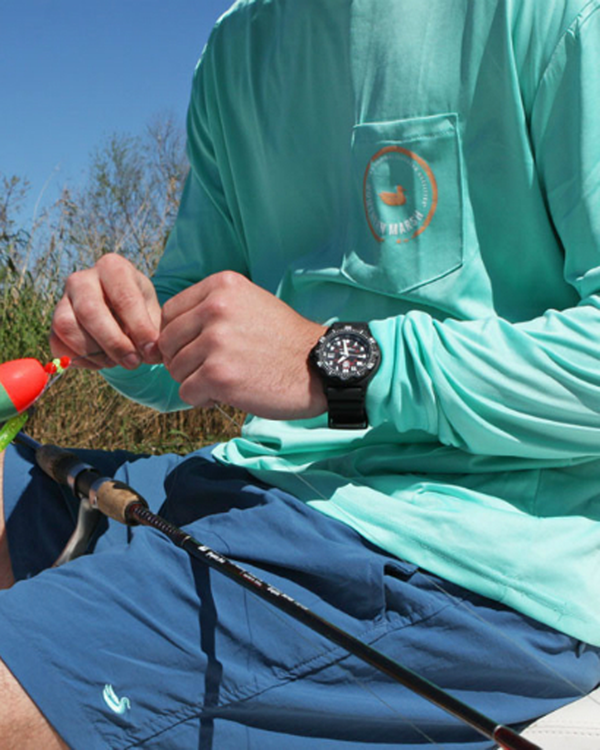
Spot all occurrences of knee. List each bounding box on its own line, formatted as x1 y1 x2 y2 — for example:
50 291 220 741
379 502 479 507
0 658 68 749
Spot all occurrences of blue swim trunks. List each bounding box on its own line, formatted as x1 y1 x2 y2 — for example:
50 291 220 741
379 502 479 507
0 441 598 749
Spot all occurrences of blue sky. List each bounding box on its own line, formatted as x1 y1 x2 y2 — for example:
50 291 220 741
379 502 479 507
0 0 233 221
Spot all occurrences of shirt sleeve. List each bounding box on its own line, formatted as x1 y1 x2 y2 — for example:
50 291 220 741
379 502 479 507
102 30 249 412
367 7 600 460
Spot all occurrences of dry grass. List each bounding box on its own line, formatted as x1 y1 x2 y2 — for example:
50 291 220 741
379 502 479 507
2 128 246 454
27 368 244 454
1 234 244 455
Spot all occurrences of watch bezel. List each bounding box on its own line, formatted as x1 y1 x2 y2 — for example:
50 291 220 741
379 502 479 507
312 325 380 384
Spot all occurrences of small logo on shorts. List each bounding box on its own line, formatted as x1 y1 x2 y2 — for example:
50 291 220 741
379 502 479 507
363 146 438 245
103 684 131 715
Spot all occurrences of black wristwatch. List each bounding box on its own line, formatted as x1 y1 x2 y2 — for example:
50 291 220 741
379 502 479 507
310 322 381 429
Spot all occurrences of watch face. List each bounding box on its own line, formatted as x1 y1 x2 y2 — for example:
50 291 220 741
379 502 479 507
316 329 379 381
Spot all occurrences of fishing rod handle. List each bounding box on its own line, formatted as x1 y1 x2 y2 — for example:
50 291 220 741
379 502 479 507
88 478 148 525
35 443 148 524
35 443 99 494
31 437 543 749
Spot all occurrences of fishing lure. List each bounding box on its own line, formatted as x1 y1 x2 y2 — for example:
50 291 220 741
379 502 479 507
0 356 71 450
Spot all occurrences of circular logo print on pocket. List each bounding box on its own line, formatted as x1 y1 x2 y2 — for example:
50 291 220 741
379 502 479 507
363 146 438 245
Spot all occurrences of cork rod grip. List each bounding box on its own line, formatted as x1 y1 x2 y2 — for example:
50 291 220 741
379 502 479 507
35 443 148 525
89 479 148 525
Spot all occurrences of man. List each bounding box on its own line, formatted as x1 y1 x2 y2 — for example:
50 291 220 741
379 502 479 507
1 0 599 747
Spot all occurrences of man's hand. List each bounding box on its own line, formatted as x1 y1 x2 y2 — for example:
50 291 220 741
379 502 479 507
50 254 162 370
159 271 328 420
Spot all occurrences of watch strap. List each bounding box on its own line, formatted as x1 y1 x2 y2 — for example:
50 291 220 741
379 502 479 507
325 385 368 429
310 321 380 430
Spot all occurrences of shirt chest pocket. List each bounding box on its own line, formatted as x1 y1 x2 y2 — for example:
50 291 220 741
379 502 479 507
343 113 464 297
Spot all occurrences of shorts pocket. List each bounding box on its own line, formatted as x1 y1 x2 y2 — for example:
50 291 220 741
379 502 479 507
344 113 464 296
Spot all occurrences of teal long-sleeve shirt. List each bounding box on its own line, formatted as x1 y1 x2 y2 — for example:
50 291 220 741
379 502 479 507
104 0 600 645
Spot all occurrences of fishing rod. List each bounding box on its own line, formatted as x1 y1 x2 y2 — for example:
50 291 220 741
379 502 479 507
15 431 541 750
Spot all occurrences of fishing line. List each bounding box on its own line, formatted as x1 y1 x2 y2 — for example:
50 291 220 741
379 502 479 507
427 577 600 708
39 350 109 402
129 403 446 745
225 580 446 748
3 354 593 741
29 436 533 749
211 403 600 710
118 402 445 744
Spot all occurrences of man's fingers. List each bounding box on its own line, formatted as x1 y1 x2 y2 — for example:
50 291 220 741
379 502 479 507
177 364 217 408
160 271 243 328
159 272 245 364
160 283 208 328
50 255 163 371
50 297 116 369
159 307 207 364
49 335 114 370
94 255 161 361
63 273 142 369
